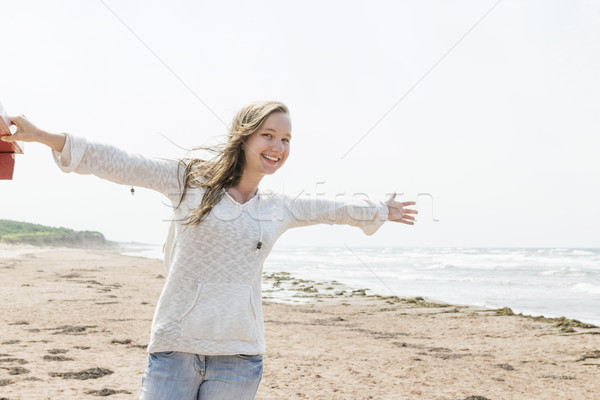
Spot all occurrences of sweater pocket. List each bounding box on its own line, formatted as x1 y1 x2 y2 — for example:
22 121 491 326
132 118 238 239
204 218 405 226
180 282 258 342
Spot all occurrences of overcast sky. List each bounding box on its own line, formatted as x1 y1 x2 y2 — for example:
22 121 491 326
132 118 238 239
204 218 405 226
1 0 598 248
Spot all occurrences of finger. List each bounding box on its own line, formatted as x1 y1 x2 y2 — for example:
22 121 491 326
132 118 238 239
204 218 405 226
388 212 416 223
403 209 418 214
1 134 16 142
6 116 22 133
399 201 416 206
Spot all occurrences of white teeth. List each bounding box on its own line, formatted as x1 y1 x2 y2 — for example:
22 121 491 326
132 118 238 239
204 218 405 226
262 154 279 162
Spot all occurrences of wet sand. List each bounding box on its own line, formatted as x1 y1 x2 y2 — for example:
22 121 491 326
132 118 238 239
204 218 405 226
0 245 598 399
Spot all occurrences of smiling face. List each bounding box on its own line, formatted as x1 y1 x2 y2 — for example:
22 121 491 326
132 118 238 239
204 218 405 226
242 111 292 178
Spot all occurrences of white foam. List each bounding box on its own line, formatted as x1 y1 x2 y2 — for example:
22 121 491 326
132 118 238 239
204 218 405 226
117 244 600 324
570 282 600 295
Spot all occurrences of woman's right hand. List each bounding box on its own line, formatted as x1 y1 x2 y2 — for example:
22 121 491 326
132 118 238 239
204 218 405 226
1 115 66 152
2 115 44 143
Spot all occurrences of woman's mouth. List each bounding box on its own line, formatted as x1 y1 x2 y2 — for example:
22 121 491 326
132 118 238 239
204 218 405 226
262 154 280 165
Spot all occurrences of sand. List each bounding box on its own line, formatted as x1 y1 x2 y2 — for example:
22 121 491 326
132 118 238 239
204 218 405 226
0 244 598 400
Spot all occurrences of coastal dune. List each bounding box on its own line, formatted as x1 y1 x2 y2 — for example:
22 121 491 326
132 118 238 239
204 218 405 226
0 245 598 399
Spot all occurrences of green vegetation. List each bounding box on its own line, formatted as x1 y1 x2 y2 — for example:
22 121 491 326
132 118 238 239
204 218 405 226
0 219 113 248
382 295 452 308
494 307 598 332
494 307 515 316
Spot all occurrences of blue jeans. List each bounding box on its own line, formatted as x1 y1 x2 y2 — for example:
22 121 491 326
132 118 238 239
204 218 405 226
139 351 263 400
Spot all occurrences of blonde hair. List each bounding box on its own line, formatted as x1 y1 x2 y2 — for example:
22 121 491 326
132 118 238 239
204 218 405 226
177 101 289 225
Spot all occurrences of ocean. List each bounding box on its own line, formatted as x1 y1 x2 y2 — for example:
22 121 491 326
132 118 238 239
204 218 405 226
120 244 600 325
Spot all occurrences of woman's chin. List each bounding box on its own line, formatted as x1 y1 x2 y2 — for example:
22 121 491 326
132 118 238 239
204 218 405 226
261 163 284 175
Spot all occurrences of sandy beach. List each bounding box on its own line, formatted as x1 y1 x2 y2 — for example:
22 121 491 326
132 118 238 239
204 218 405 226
0 245 598 400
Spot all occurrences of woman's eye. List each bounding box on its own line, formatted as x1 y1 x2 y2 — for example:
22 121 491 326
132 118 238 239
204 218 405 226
262 133 272 138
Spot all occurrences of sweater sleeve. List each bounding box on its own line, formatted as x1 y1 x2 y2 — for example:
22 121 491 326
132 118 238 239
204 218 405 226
52 134 182 199
282 194 389 236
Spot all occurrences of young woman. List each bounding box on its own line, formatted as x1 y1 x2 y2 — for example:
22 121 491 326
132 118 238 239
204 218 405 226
2 101 417 399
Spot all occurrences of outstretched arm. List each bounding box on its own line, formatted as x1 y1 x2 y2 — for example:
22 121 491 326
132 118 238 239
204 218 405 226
1 115 66 152
2 115 181 198
283 191 417 236
385 193 418 225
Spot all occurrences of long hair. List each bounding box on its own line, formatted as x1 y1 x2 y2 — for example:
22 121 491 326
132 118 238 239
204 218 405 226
176 101 289 225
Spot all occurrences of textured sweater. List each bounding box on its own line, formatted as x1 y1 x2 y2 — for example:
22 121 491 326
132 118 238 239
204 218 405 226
53 134 389 355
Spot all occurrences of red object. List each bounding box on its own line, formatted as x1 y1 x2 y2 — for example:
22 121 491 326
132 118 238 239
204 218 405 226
0 153 16 180
0 104 23 180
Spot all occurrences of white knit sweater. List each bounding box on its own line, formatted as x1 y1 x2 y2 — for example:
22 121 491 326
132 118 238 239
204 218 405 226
53 134 389 355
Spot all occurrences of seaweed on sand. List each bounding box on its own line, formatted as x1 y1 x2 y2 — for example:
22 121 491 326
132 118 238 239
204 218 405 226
86 388 132 396
7 366 29 375
494 308 598 332
49 367 113 380
577 350 600 362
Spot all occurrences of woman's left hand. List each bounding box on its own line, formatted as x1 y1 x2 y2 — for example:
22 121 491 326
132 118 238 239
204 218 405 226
385 193 418 225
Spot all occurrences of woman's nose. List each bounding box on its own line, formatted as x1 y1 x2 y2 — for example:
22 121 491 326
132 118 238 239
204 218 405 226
271 140 285 152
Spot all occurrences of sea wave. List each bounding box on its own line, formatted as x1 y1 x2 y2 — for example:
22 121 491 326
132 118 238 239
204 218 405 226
117 245 600 325
570 282 600 295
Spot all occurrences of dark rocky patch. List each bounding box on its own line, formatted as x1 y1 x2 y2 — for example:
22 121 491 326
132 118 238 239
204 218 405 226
313 317 346 325
110 339 132 345
540 375 575 380
350 328 408 338
51 325 98 335
393 342 425 350
86 388 132 396
404 296 451 308
494 307 514 316
494 308 598 332
49 367 113 380
6 366 29 375
436 353 468 360
43 355 74 361
428 347 452 353
0 358 28 365
577 350 600 362
294 308 321 313
47 349 69 354
495 363 515 371
60 273 82 279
